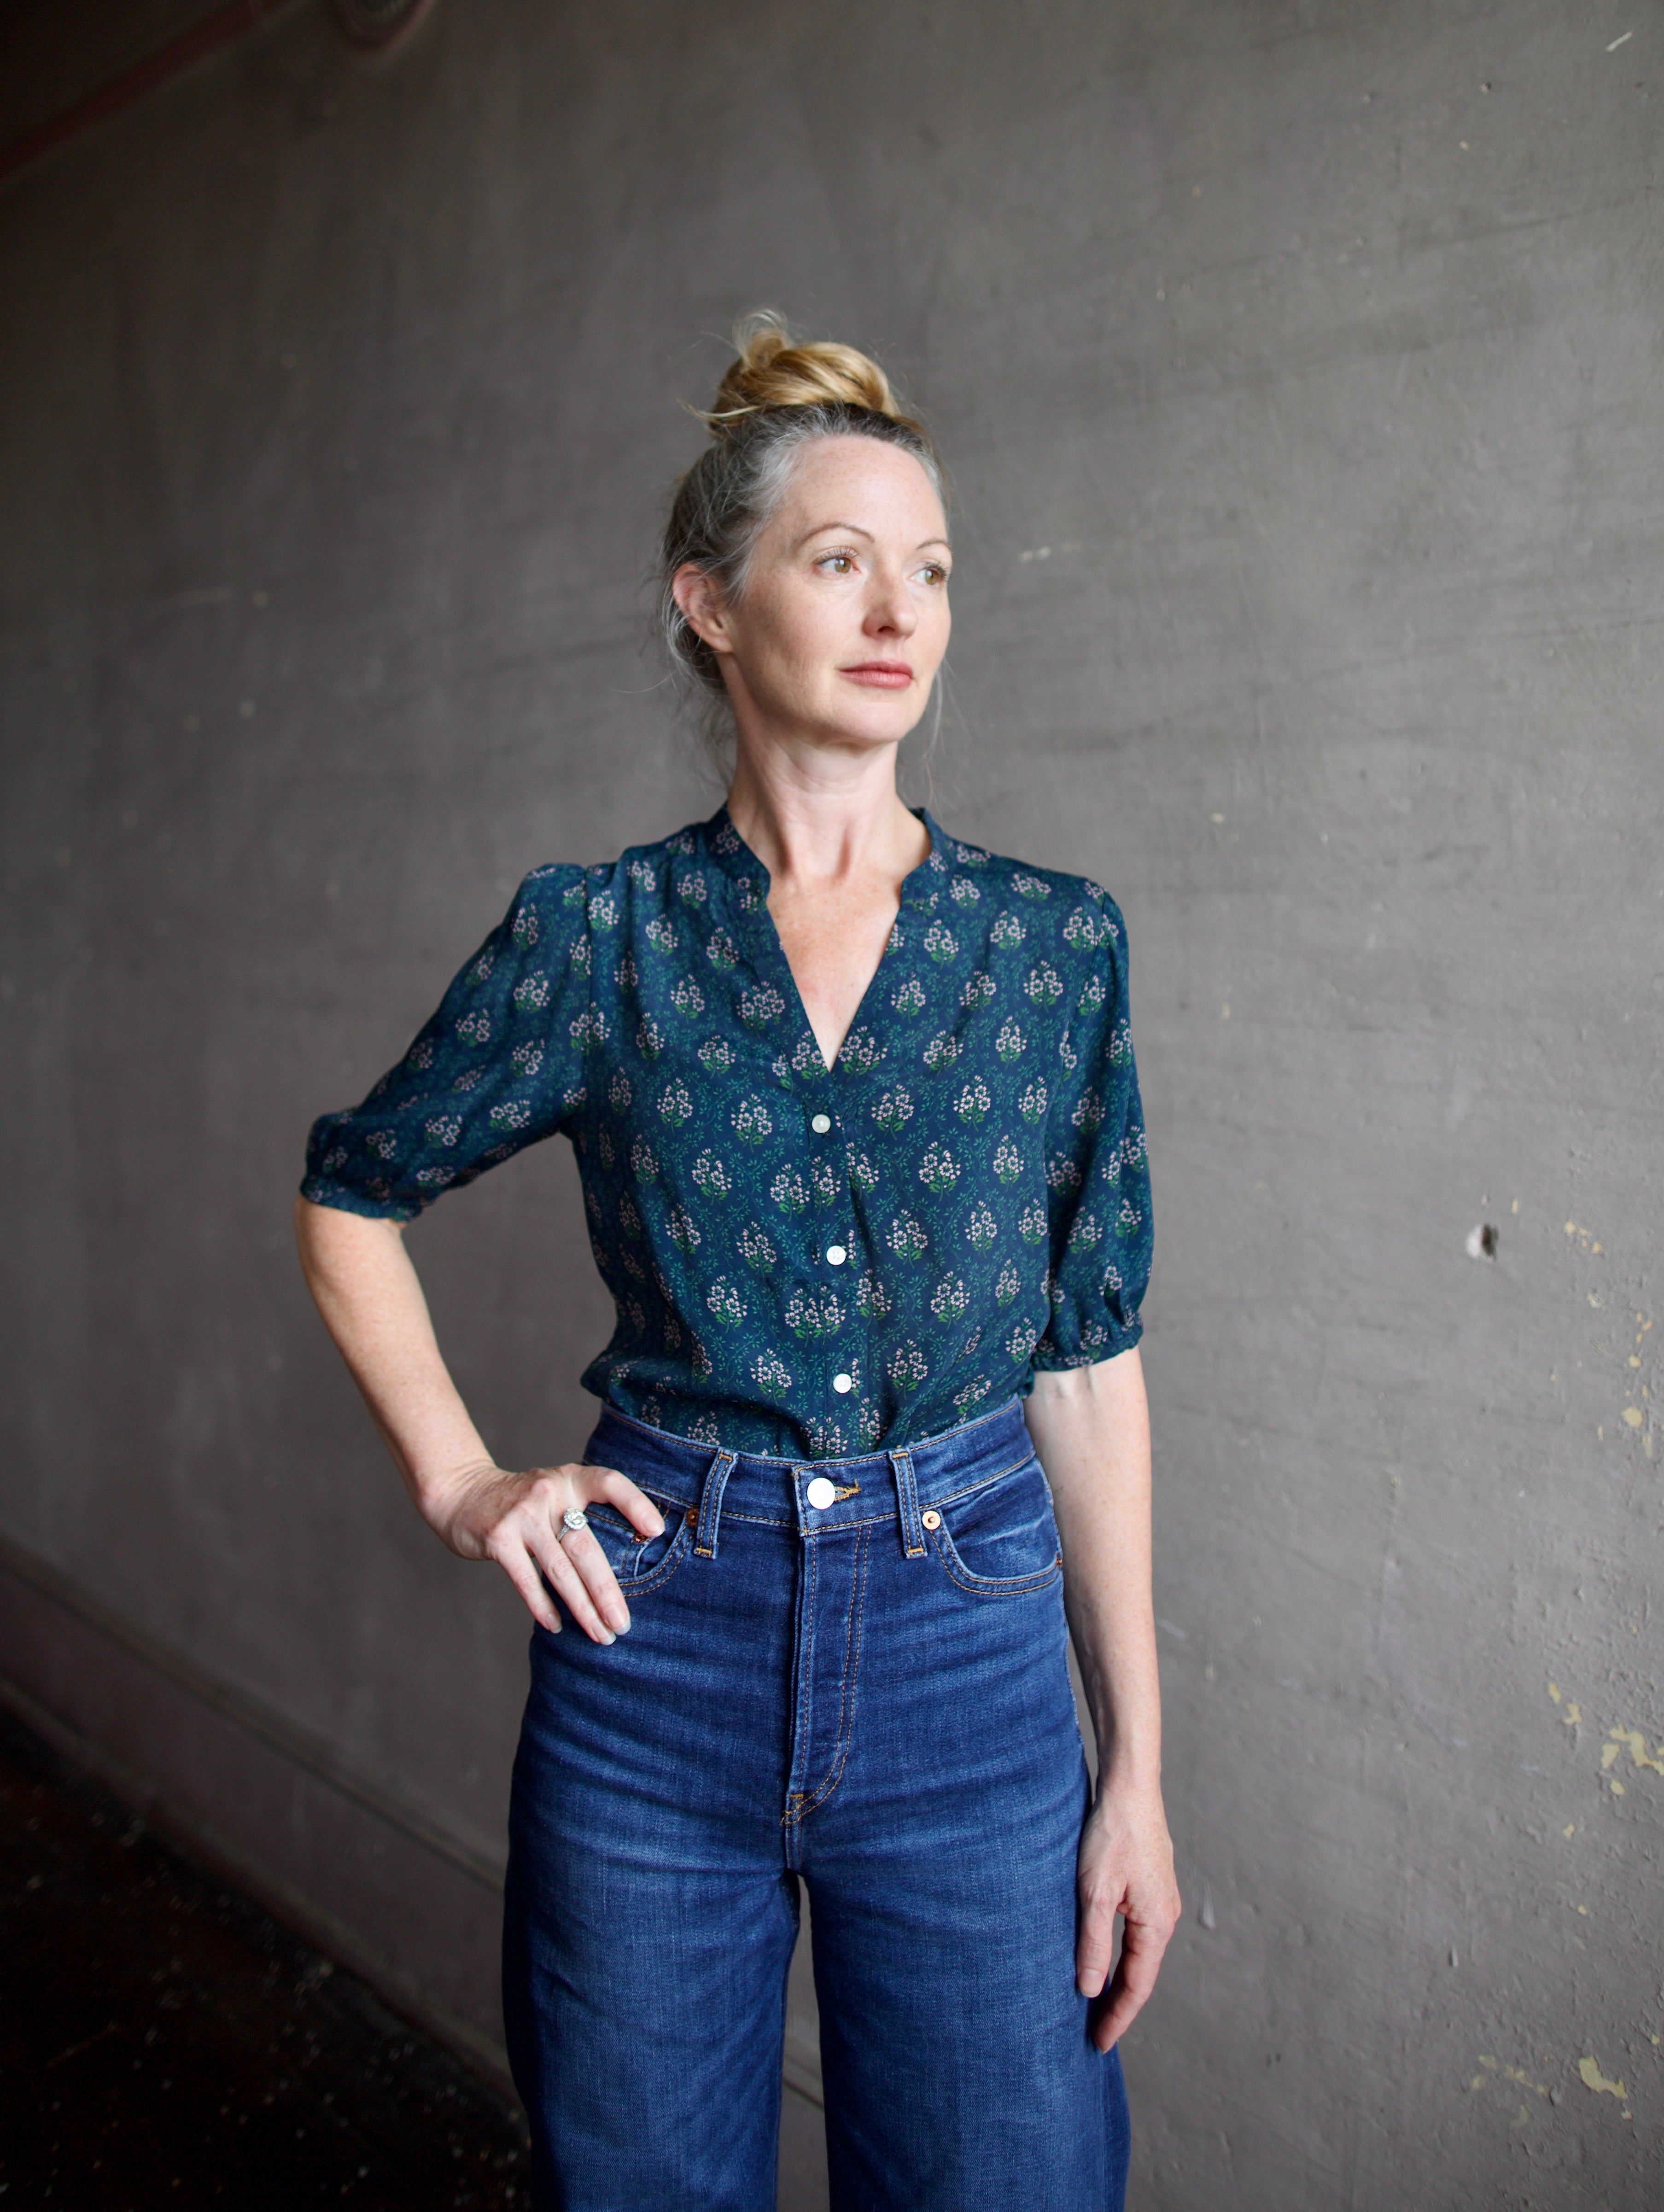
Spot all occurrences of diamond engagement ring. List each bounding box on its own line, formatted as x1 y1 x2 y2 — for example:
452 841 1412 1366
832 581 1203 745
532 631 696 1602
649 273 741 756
561 1508 590 1536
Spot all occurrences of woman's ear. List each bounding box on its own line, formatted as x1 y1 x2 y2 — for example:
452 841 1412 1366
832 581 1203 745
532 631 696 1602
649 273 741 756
672 564 734 657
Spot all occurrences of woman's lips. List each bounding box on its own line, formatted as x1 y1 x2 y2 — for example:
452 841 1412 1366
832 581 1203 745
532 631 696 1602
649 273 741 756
840 662 914 689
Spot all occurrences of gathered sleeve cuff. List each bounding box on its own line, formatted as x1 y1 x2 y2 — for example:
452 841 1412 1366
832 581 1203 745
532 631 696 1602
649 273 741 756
300 864 593 1221
1029 894 1152 1370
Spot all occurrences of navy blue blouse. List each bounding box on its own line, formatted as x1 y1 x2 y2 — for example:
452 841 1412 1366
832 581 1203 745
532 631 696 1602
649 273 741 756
302 808 1152 1460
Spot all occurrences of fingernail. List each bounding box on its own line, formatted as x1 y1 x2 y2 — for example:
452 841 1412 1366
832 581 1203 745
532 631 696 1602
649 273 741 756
597 1627 616 1645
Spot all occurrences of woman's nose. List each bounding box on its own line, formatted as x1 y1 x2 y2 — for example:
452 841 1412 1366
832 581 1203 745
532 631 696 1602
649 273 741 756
863 570 917 636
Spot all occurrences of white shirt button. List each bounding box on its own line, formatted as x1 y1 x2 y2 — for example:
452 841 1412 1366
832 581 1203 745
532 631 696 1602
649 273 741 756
825 1245 847 1267
811 1113 832 1134
832 1372 854 1395
806 1476 837 1510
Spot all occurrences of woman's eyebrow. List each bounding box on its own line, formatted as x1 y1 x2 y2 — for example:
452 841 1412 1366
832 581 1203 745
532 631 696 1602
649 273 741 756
793 520 952 553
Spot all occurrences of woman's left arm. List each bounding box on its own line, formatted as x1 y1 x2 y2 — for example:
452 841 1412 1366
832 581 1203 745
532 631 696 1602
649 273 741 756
1026 1345 1181 2052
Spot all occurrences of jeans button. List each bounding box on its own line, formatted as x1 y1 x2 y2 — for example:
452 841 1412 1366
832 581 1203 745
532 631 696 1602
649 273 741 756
806 1476 837 1511
921 1509 941 1530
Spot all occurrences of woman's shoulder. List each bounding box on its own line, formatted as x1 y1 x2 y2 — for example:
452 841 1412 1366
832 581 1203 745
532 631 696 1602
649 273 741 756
932 823 1127 955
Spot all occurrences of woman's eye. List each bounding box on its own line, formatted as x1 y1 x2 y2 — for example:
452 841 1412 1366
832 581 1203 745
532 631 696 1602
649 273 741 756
818 552 856 575
917 564 949 587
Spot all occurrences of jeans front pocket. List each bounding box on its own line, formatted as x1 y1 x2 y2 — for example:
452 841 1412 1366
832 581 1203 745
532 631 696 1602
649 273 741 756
926 1454 1064 1598
584 1492 693 1597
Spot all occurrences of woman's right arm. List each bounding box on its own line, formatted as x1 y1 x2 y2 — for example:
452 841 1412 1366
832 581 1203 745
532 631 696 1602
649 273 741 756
293 1194 662 1642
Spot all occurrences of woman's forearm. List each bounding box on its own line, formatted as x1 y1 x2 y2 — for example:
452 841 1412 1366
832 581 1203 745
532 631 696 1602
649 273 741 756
292 1194 494 1518
1025 1346 1161 1790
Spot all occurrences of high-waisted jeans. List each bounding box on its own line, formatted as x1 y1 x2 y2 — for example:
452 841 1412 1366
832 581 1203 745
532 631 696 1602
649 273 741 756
502 1397 1130 2211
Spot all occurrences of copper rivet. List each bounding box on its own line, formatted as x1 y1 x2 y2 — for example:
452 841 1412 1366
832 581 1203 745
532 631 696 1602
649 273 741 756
921 1509 941 1530
687 1507 699 1525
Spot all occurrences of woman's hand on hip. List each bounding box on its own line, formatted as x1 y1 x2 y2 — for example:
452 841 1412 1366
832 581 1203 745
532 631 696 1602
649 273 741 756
422 1461 666 1643
1075 1778 1181 2053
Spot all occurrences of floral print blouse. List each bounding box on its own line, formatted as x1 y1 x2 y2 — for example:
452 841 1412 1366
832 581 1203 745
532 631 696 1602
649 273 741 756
301 807 1152 1461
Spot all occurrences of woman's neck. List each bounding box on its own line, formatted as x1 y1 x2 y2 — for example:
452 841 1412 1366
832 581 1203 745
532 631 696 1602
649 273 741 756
724 737 929 894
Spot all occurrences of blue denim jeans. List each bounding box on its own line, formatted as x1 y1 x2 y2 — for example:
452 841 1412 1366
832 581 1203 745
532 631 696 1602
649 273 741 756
502 1397 1130 2211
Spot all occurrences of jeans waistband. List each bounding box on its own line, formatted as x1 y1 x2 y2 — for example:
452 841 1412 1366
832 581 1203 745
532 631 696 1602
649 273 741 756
583 1397 1036 1557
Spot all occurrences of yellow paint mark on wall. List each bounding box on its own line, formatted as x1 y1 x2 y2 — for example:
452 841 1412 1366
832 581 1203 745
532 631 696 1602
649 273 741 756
1563 1822 1576 1838
1608 1726 1664 1777
1601 1742 1621 1771
1564 1702 1582 1728
1548 1682 1561 1704
1577 2056 1627 2101
1610 1780 1625 1796
1622 1407 1645 1428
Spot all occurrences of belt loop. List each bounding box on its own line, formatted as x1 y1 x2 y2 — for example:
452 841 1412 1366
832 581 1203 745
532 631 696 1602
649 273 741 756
694 1449 737 1559
889 1448 926 1559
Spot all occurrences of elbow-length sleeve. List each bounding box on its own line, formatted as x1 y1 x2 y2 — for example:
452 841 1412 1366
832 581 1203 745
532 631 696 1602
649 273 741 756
300 864 592 1222
1030 892 1152 1368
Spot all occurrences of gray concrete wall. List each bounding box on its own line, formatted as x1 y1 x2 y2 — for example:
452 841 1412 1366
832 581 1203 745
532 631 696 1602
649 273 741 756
2 1 1660 2203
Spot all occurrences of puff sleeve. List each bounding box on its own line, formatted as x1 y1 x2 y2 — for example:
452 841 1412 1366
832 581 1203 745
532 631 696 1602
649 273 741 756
300 864 592 1222
1029 892 1152 1368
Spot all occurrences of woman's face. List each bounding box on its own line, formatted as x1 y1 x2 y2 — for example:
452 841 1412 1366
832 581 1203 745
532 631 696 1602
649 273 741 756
678 435 952 755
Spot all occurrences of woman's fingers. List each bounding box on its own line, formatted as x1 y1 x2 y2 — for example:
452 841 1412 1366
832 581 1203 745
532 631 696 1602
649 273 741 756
1091 1917 1170 2054
531 1518 626 1643
588 1463 667 1541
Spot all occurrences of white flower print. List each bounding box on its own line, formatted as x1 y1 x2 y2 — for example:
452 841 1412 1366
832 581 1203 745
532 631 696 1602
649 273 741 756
658 1080 694 1125
887 1340 928 1392
887 1212 928 1263
953 1077 991 1123
753 1350 792 1394
965 1204 998 1250
784 1287 844 1339
698 1035 734 1071
872 1088 915 1134
738 1221 777 1273
733 1095 774 1145
770 1165 808 1215
918 1144 959 1193
513 973 549 1009
691 1150 731 1199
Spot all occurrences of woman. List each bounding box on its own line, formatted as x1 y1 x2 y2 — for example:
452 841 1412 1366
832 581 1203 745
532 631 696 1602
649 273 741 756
296 317 1179 2211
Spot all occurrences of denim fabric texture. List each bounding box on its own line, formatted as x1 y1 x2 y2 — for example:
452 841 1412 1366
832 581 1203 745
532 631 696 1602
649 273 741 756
301 807 1152 1461
503 1397 1132 2212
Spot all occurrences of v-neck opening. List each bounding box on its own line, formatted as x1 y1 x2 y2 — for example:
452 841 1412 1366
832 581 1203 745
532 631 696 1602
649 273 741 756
707 804 943 1077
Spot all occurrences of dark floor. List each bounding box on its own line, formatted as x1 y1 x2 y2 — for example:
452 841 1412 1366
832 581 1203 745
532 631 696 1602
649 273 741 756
0 1705 531 2209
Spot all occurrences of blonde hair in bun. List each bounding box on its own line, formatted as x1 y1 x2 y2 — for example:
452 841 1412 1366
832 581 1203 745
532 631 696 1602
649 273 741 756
661 312 944 711
701 311 924 435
